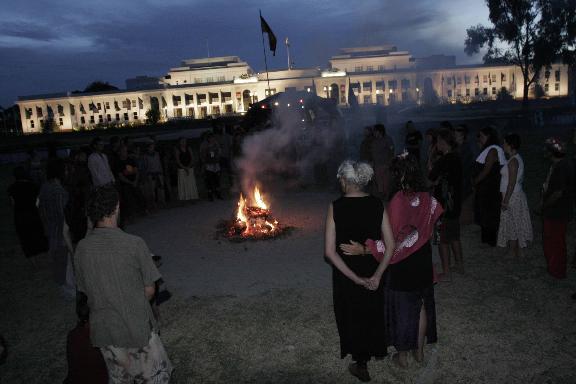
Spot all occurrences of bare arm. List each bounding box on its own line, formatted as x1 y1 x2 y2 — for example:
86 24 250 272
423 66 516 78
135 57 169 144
324 204 364 285
474 148 498 185
368 209 395 287
145 285 155 300
502 158 518 209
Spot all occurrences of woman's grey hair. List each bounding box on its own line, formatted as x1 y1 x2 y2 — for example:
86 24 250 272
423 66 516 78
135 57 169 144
337 160 374 187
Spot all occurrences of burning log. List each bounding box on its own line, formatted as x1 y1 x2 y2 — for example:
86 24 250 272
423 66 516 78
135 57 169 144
223 186 286 241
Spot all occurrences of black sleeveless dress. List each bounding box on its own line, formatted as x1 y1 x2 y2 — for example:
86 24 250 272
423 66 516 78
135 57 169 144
332 195 387 361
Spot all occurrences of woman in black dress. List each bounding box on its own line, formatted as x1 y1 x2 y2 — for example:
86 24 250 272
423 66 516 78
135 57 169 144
473 126 506 246
7 166 48 259
324 160 395 382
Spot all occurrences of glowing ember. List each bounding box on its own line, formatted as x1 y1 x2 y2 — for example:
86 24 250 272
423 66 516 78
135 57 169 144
226 186 283 239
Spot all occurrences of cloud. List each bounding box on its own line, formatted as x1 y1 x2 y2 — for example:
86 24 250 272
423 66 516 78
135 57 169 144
0 0 489 106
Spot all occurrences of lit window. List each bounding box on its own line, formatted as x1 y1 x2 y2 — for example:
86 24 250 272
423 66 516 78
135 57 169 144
555 70 560 82
544 83 549 92
483 75 488 83
131 100 136 107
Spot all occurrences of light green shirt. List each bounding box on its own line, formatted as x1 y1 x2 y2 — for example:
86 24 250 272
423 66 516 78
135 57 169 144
74 227 161 348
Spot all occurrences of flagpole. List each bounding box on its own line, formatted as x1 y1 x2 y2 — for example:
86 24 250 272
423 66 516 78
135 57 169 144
259 10 271 96
285 37 291 70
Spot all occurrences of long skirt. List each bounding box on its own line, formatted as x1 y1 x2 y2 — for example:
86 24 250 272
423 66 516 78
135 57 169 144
177 168 198 200
497 190 533 248
14 210 48 257
543 218 568 279
385 283 437 351
332 258 388 361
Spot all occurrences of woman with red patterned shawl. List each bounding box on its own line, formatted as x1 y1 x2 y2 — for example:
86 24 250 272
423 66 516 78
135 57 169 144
340 153 443 368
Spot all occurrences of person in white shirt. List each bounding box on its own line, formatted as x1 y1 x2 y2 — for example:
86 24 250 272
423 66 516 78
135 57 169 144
87 137 115 187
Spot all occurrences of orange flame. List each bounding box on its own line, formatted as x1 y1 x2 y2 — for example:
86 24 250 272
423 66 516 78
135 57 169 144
237 193 247 223
253 186 268 209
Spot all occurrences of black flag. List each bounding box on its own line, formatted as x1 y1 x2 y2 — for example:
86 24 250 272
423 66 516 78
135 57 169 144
260 14 277 56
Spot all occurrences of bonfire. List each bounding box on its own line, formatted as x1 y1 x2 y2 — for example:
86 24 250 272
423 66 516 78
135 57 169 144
225 186 286 240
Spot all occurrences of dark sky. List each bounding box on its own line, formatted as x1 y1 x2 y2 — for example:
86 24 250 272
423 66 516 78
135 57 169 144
0 0 488 107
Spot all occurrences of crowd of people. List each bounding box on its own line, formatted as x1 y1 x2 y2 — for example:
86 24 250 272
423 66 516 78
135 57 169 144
4 118 576 382
325 121 575 382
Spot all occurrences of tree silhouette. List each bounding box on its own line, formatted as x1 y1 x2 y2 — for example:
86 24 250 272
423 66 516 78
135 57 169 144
464 0 576 104
83 81 119 93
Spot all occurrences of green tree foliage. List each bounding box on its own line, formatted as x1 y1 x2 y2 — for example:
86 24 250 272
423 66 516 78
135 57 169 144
145 108 161 124
464 0 576 104
83 81 119 93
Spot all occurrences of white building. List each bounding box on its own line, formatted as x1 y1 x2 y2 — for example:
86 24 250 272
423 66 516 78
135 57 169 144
16 45 571 133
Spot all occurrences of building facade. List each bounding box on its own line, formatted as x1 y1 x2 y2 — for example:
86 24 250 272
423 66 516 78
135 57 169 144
16 45 571 133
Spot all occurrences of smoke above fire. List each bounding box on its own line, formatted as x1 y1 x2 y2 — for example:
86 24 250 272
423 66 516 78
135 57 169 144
235 92 348 194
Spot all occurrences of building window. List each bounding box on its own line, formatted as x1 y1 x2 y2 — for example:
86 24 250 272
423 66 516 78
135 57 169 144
107 114 111 121
105 102 110 109
466 89 470 96
174 108 182 118
465 76 470 84
133 112 138 119
206 77 214 83
354 66 363 72
362 81 372 92
187 107 195 117
80 117 85 124
483 88 488 95
115 114 120 121
483 75 488 83
544 83 549 92
492 74 496 83
492 87 496 95
475 88 479 96
194 77 203 83
555 70 560 82
31 121 35 128
131 100 136 108
363 95 371 104
122 100 130 108
90 116 95 124
375 81 384 91
59 118 63 126
366 66 373 72
217 76 225 82
97 103 102 110
447 90 453 98
376 94 384 105
401 79 410 89
555 83 560 91
124 113 129 121
501 74 507 82
378 65 385 71
98 115 103 123
447 77 452 85
388 80 397 90
457 77 462 85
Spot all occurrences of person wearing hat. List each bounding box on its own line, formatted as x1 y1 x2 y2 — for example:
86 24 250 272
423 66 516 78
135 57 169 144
537 138 574 279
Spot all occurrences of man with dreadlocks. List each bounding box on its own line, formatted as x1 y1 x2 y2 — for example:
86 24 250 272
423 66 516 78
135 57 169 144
74 183 172 383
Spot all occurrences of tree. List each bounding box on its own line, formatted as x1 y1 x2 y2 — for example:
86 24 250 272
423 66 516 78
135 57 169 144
83 81 119 93
496 87 514 101
464 0 576 104
145 108 161 125
42 116 57 133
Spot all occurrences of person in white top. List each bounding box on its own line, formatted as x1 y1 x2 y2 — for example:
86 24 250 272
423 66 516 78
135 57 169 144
497 134 533 257
87 137 115 187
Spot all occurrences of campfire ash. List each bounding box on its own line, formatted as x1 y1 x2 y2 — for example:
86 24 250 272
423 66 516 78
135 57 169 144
221 186 290 241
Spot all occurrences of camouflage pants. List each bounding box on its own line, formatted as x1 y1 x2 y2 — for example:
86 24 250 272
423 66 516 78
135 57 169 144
100 332 172 384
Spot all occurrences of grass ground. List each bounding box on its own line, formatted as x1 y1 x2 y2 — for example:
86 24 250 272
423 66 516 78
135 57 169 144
0 123 575 383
